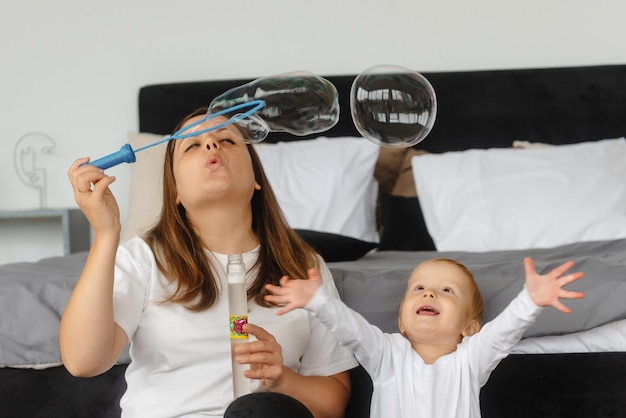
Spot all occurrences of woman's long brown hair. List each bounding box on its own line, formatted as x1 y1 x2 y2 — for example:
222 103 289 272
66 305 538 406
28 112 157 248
144 108 319 311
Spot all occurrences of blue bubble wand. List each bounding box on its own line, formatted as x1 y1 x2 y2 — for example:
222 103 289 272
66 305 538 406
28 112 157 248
87 100 266 170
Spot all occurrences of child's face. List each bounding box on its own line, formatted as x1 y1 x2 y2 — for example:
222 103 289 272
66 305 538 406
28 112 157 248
399 260 479 346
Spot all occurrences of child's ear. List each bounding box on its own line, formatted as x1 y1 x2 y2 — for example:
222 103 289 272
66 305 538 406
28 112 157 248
462 319 480 337
398 317 407 336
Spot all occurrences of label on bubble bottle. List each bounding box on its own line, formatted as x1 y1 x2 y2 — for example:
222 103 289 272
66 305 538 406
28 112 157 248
230 315 248 339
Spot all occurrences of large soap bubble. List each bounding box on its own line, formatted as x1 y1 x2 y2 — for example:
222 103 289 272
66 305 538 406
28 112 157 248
208 71 339 137
350 65 437 148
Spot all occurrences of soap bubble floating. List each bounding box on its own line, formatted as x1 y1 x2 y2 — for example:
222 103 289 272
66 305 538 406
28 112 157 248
350 65 437 148
86 71 339 170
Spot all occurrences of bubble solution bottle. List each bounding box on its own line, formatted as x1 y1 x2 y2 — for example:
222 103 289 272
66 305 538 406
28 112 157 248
227 254 251 398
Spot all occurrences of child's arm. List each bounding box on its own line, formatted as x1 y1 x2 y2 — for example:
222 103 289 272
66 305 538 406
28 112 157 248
467 258 585 385
523 257 585 313
265 268 322 315
265 269 395 381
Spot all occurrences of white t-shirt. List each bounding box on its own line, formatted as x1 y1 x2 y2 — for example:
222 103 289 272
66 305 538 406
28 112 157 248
306 285 543 418
113 237 357 418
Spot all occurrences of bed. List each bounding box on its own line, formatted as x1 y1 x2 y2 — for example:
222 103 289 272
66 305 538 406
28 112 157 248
2 64 626 417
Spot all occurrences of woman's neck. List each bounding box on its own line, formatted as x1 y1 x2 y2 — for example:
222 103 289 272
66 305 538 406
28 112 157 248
185 203 259 254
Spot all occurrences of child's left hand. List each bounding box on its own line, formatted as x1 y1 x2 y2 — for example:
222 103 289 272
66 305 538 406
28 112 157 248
265 268 322 315
524 257 585 314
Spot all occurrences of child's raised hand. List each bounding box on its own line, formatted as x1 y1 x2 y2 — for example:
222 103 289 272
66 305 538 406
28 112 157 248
524 257 585 314
265 268 322 315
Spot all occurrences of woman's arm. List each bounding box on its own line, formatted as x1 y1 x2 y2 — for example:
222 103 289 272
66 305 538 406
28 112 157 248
59 158 128 377
238 323 351 418
272 368 351 418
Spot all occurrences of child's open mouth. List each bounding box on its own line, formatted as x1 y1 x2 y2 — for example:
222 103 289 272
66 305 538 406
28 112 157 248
416 305 439 316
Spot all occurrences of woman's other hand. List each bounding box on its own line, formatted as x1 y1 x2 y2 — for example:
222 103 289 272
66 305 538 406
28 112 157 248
236 323 285 389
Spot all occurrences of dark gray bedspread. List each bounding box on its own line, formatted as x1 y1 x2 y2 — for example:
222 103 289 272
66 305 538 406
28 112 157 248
330 238 626 337
2 239 625 367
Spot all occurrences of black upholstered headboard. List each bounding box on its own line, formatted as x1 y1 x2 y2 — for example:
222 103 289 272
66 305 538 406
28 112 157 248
138 65 626 152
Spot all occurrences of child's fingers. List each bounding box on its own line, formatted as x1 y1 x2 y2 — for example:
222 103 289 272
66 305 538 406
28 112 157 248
264 293 288 304
264 296 295 315
523 257 536 275
276 305 295 316
265 283 281 294
549 260 576 277
558 271 585 286
552 300 572 314
265 278 292 295
560 290 585 300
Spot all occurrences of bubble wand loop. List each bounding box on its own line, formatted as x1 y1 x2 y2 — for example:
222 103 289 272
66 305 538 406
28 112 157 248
85 100 266 170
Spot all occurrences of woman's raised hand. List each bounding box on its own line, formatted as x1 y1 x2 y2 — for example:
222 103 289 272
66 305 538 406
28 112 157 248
68 158 120 234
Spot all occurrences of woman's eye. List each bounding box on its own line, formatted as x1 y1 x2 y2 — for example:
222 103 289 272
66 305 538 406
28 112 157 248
184 143 199 152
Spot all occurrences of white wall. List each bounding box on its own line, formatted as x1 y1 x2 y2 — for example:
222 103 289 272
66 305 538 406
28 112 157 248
1 0 625 261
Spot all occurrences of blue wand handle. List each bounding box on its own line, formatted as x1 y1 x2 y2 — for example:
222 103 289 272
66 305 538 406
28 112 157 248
84 99 266 170
88 144 137 170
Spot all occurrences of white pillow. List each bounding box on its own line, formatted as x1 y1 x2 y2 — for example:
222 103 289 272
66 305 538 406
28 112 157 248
121 132 167 242
255 137 380 243
411 138 626 251
121 133 380 244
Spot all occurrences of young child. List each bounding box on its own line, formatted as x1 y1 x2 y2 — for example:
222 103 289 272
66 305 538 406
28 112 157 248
265 257 585 418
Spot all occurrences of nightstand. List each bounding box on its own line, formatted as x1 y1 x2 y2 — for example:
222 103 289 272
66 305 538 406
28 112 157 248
0 208 90 263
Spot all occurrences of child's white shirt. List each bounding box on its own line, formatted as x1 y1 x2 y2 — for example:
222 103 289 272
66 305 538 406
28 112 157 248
306 284 542 418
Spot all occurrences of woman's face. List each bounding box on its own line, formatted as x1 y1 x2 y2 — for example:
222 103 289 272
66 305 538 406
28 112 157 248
171 115 259 210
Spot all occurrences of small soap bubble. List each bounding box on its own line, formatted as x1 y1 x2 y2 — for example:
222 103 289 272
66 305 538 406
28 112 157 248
218 111 270 144
350 65 437 148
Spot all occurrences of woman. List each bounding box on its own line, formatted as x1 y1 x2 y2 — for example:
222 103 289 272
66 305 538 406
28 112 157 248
60 108 357 418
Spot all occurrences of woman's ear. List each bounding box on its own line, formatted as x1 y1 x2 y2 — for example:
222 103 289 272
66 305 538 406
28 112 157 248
254 181 261 191
462 319 480 337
